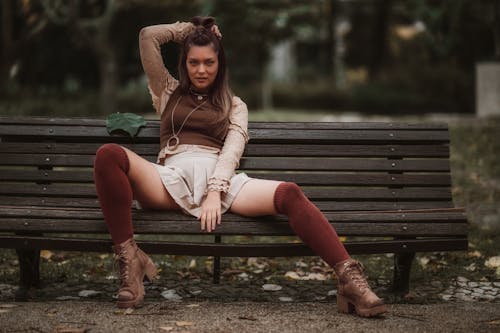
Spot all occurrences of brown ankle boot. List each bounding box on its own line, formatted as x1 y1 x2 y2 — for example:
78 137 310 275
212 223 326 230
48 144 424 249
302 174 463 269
112 238 158 308
334 258 387 317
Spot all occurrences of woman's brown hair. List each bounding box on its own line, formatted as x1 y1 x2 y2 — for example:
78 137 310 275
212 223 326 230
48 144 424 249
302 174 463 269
178 16 233 121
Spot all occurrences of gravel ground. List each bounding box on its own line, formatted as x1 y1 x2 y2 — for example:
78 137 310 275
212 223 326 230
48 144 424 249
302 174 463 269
1 300 499 333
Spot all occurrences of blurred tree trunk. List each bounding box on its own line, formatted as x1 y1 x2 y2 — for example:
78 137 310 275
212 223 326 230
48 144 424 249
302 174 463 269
41 0 118 113
326 0 336 83
94 34 118 115
1 0 13 87
1 0 48 89
495 0 500 60
369 0 392 80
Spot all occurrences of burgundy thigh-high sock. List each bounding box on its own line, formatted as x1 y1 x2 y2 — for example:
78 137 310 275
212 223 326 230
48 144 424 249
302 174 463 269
93 143 133 245
273 182 350 267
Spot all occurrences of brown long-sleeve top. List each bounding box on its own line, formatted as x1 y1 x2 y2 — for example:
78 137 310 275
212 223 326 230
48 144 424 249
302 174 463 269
139 21 249 193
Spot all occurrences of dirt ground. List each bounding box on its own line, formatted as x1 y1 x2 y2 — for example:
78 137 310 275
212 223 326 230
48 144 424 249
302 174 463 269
1 300 499 333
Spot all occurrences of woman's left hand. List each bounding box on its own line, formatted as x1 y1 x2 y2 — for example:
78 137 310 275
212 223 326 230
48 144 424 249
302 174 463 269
199 191 222 232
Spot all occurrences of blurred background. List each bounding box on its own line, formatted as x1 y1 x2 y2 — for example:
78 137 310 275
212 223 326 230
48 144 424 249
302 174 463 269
1 0 499 118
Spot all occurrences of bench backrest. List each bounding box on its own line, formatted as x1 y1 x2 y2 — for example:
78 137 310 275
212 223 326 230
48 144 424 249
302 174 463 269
0 117 454 213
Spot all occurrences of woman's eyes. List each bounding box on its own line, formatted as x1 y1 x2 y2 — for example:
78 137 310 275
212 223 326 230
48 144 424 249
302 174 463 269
189 60 215 66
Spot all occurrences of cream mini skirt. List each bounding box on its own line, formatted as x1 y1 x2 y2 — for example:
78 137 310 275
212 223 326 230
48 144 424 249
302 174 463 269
136 150 252 218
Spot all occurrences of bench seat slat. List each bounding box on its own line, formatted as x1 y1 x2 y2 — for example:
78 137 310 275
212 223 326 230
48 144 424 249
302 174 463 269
0 170 452 186
0 206 467 222
0 142 450 158
0 196 455 211
0 236 468 255
0 218 468 236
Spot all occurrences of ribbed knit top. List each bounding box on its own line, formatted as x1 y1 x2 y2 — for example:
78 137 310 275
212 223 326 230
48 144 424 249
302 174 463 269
159 88 229 151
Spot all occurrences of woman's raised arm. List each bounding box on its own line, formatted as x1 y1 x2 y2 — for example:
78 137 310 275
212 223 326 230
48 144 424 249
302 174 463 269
139 22 194 114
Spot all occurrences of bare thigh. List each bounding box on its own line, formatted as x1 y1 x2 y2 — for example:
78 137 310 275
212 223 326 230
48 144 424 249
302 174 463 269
120 146 180 211
230 179 283 216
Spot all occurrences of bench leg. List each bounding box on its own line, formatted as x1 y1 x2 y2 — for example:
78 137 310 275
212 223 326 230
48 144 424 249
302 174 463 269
392 252 415 295
213 256 221 284
15 249 41 301
213 235 221 284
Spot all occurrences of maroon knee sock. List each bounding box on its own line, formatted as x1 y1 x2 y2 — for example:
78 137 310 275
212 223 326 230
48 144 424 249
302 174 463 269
273 182 350 267
94 143 133 245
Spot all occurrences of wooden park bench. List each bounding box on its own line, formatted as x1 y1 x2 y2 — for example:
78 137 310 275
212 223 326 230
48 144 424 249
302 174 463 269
0 116 468 299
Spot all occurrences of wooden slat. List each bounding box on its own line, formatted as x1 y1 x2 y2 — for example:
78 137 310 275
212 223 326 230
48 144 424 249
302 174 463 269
241 158 450 172
0 206 467 222
0 183 453 200
0 236 468 255
245 144 450 158
1 125 450 143
0 153 451 172
0 218 467 236
0 169 452 186
0 142 450 158
0 196 455 211
0 116 449 129
248 122 449 130
248 129 449 143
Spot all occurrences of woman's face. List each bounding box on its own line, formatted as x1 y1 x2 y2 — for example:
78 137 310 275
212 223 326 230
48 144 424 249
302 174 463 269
186 44 219 92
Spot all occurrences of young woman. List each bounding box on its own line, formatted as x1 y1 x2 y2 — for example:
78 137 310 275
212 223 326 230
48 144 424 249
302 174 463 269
93 16 387 317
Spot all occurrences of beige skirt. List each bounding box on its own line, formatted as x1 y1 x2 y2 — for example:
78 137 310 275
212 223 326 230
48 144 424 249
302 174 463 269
136 150 252 218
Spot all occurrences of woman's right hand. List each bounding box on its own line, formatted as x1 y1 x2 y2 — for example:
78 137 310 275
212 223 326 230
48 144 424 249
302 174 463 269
211 25 222 39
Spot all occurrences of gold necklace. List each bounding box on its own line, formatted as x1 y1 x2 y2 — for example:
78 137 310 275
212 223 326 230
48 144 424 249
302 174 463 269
166 95 207 150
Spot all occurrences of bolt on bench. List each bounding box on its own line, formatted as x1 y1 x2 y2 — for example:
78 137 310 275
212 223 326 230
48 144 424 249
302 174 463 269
0 116 468 299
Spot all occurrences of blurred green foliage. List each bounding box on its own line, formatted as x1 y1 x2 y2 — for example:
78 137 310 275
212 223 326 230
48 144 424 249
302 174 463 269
0 0 498 116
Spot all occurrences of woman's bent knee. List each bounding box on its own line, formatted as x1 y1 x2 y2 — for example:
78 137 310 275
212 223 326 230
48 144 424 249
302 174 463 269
94 144 130 174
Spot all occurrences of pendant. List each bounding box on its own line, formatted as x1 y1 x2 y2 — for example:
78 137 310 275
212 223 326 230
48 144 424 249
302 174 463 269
197 95 203 101
166 135 180 150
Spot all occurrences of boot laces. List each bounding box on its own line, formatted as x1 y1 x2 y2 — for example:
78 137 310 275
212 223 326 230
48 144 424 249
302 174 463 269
114 249 130 285
344 261 369 291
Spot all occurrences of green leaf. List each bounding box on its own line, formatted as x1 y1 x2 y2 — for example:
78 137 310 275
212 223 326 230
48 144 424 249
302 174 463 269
106 112 147 138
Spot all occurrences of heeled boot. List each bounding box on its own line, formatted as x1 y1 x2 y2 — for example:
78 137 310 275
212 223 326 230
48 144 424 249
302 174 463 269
334 258 387 317
112 238 158 308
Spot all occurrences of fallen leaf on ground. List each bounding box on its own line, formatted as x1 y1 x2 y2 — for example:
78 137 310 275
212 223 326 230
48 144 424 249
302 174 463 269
418 257 430 267
284 271 327 280
468 250 482 258
262 284 282 291
238 315 257 321
78 290 101 298
40 250 54 260
465 263 477 271
485 256 500 268
160 327 174 331
222 269 244 276
285 271 301 280
161 289 182 301
279 297 293 302
124 308 134 315
54 326 86 333
295 260 308 268
488 319 500 326
176 321 194 327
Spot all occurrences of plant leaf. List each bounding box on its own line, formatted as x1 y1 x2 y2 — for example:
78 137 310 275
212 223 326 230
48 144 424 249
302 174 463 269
106 113 146 138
